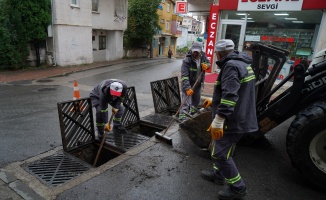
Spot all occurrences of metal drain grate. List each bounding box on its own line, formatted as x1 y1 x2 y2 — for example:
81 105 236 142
150 77 181 114
57 97 95 152
24 152 91 187
105 132 150 152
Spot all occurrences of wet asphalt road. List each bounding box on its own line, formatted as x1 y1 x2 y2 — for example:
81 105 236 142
1 58 326 199
0 59 179 168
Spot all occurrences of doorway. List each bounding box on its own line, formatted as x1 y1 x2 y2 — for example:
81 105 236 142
218 20 246 52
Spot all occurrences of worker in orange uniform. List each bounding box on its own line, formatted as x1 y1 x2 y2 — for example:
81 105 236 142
179 42 210 122
201 39 258 200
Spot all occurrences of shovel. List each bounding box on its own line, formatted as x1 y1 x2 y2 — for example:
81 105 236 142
93 113 114 167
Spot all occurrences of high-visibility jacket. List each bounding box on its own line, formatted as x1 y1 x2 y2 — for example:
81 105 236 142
90 79 127 125
181 51 210 92
212 51 258 133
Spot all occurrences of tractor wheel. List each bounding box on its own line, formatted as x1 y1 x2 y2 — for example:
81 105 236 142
286 101 326 190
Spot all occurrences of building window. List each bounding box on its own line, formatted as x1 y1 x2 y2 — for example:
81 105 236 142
171 37 176 46
160 19 165 24
165 20 170 30
162 0 165 3
167 3 170 12
165 37 170 47
114 0 127 22
92 0 99 12
99 36 106 50
153 38 158 48
71 0 78 6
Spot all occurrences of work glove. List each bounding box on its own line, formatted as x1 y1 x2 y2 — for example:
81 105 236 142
104 123 112 132
112 108 118 114
210 114 225 140
186 88 194 96
202 99 212 108
201 63 208 71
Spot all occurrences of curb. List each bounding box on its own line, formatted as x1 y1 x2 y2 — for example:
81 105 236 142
0 171 44 200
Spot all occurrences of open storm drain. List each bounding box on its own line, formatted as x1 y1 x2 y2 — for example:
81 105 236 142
24 151 91 187
105 132 150 152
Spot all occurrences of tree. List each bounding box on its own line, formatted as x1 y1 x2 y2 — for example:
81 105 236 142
0 0 29 69
0 0 51 69
123 0 161 49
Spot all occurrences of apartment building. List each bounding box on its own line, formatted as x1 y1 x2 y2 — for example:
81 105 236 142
152 0 182 57
47 0 127 66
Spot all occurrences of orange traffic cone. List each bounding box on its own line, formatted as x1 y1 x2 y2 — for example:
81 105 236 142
73 80 81 100
70 80 84 112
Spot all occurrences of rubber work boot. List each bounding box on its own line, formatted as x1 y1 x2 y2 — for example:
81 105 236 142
218 186 247 200
178 113 189 123
201 170 225 185
113 126 128 134
189 106 199 115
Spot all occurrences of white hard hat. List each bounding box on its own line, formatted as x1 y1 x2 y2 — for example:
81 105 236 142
215 39 235 51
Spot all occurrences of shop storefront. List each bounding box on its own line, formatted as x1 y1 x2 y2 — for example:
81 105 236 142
209 0 326 77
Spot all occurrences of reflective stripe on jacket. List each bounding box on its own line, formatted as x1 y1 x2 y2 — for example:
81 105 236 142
181 51 211 92
90 79 127 124
212 51 258 133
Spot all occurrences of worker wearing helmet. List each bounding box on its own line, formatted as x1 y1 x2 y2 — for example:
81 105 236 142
201 39 258 200
179 42 210 122
90 79 128 139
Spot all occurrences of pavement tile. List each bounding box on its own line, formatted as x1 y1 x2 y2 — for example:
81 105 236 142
0 180 23 200
0 171 17 183
9 180 45 200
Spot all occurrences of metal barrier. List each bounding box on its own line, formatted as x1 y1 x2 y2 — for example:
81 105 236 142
150 76 181 114
57 97 95 152
121 86 140 127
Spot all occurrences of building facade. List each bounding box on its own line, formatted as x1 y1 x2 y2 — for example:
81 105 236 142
48 0 127 66
176 25 189 49
182 16 194 31
152 0 182 57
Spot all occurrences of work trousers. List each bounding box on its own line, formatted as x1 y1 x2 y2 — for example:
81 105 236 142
179 84 202 118
211 132 246 189
91 97 124 135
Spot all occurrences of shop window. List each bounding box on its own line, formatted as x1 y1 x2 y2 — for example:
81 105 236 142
92 0 99 12
99 36 106 50
220 10 322 59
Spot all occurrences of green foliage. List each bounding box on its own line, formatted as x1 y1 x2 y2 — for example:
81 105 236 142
124 0 161 49
177 46 189 54
0 0 51 70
